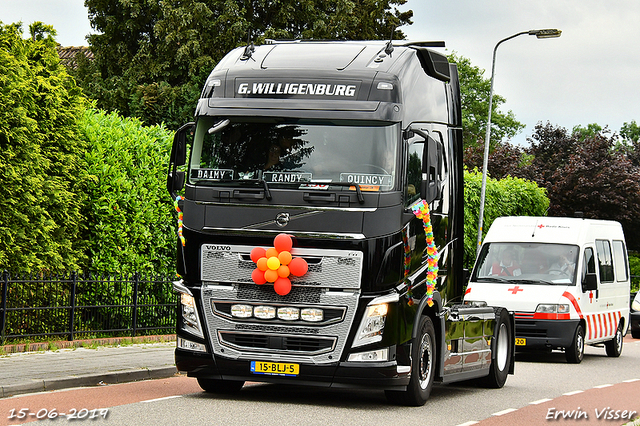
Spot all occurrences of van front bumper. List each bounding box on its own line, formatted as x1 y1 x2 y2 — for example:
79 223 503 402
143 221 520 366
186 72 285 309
514 318 580 350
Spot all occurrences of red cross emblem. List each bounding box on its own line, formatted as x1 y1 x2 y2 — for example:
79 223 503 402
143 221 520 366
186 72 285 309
508 286 524 294
538 224 545 229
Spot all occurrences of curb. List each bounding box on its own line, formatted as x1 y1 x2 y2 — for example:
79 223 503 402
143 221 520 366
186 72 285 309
1 366 179 399
1 335 176 355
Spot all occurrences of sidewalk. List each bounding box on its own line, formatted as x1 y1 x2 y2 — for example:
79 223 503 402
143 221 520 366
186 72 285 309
0 338 178 398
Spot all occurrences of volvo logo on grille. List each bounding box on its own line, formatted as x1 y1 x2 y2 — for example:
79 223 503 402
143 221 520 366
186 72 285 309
275 212 290 227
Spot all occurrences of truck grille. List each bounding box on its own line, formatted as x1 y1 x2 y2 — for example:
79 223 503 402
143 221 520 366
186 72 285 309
218 331 336 355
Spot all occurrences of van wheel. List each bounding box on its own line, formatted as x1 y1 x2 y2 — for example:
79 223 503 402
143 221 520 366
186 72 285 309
385 315 436 406
197 378 244 393
565 324 584 364
482 307 512 388
605 322 624 357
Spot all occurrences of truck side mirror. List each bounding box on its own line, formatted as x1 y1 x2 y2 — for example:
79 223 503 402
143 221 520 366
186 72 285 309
420 136 443 203
167 122 195 198
582 272 597 292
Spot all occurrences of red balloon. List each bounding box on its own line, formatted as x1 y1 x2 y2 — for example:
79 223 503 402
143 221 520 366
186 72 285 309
274 277 292 296
250 247 266 263
252 268 267 285
288 257 308 276
273 233 293 253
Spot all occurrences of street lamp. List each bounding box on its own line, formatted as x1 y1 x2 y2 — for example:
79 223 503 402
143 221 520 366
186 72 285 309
475 29 562 257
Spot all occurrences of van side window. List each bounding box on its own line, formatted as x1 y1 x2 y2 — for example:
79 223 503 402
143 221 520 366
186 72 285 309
595 240 614 283
582 247 596 282
612 240 629 281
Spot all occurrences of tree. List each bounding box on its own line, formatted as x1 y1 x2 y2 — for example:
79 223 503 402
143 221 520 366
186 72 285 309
548 132 640 250
0 22 89 273
76 0 413 130
448 52 525 153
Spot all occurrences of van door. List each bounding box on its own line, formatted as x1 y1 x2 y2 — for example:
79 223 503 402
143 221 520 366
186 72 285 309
580 247 599 342
592 240 619 341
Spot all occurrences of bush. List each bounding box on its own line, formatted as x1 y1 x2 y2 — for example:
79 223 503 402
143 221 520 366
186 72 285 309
464 169 550 268
629 251 640 292
80 109 176 275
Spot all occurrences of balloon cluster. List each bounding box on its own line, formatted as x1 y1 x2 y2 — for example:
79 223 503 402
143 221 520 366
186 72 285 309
409 200 439 307
174 195 185 247
250 234 308 296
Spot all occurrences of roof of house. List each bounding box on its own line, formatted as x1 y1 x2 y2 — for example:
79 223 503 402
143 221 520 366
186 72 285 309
56 45 94 69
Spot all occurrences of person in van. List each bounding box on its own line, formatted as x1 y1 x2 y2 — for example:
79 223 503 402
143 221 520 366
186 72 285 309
549 248 577 276
490 249 522 276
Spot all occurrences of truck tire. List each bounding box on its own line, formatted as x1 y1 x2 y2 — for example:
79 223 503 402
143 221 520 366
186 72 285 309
565 323 585 364
197 378 244 393
605 322 624 357
482 307 512 388
385 315 436 406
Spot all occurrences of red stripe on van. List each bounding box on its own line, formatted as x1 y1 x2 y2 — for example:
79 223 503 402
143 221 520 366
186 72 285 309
586 315 593 340
562 291 583 319
598 314 604 338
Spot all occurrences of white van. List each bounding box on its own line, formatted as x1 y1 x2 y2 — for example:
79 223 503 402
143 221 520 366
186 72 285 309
464 216 630 363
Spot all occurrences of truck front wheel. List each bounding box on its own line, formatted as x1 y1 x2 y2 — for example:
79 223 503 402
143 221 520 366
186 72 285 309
197 378 244 393
385 315 436 406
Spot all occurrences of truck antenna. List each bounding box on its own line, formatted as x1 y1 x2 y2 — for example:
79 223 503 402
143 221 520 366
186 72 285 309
385 26 395 55
240 32 255 61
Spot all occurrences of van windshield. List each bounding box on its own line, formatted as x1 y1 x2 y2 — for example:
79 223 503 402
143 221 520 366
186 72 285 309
472 243 579 285
188 117 399 191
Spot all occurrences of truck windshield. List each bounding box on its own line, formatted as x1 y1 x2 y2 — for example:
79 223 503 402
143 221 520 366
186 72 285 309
188 117 399 191
472 242 580 285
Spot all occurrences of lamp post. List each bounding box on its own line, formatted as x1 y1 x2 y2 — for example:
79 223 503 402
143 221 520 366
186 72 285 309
475 29 562 257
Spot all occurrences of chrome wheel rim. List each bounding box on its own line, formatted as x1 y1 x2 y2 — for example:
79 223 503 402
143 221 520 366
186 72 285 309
418 333 433 389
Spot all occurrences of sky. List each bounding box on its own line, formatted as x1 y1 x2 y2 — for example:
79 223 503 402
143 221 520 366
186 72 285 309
2 0 639 146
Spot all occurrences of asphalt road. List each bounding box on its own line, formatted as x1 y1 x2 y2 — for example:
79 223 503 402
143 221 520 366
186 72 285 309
2 336 639 426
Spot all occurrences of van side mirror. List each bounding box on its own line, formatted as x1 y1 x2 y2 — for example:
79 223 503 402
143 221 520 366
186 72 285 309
582 272 597 292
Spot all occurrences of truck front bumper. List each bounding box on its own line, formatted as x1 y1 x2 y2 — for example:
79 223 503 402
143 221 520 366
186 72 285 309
175 348 411 390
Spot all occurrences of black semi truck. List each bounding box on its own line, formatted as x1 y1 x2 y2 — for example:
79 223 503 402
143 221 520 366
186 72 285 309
167 39 514 406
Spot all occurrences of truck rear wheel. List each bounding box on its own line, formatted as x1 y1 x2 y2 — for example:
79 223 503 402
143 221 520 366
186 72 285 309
482 307 512 388
385 315 436 406
565 323 584 364
605 322 624 357
197 378 244 393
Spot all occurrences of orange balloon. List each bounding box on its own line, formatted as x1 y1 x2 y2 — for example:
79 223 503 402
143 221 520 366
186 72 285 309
252 268 266 285
289 257 308 276
278 251 292 265
274 233 293 253
257 257 268 272
278 265 290 278
264 269 278 283
265 247 278 259
274 277 292 296
250 247 266 263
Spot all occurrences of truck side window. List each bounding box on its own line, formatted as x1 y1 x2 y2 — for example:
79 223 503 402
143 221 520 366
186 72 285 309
406 141 423 207
611 240 629 282
595 240 614 283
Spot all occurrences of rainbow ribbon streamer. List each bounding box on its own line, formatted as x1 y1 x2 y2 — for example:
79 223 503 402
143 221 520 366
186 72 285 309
174 195 186 247
410 200 439 307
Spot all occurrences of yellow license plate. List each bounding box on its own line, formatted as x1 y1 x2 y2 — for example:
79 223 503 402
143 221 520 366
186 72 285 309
251 361 299 376
515 338 527 346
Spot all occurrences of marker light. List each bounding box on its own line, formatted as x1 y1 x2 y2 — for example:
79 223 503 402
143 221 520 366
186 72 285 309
254 306 276 319
301 308 324 322
231 304 253 318
277 307 300 321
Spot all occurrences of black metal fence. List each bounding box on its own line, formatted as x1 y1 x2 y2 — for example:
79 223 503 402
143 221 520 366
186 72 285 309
0 271 177 344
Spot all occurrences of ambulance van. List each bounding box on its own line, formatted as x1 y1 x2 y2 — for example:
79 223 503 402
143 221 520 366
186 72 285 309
464 216 630 363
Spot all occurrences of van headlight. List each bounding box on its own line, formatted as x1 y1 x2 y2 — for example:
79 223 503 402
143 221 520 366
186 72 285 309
536 304 570 314
352 293 398 348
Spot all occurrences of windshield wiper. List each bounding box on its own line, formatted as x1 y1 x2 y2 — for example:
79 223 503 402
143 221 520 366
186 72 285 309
324 182 365 204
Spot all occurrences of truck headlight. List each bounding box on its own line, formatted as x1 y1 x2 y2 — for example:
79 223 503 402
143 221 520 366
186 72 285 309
178 291 204 338
352 293 398 348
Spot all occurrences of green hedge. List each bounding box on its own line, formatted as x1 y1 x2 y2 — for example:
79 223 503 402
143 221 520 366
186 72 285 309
463 169 550 268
